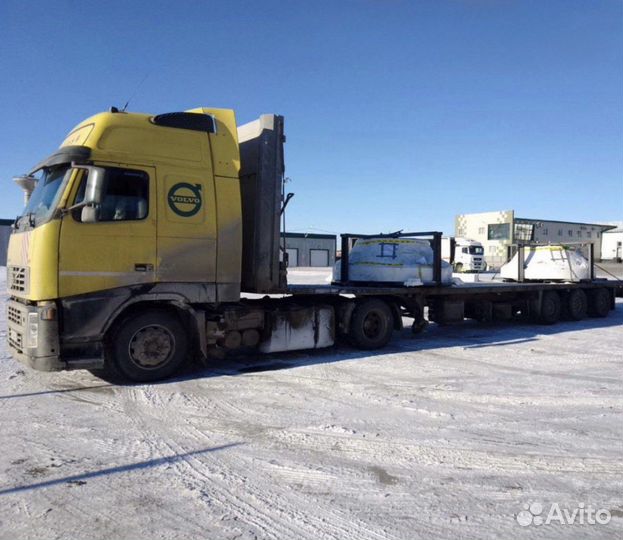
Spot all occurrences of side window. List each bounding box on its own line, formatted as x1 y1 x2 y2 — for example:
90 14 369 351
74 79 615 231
74 168 149 222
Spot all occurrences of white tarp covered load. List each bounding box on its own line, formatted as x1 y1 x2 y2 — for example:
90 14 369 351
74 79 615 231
500 245 590 282
333 237 452 285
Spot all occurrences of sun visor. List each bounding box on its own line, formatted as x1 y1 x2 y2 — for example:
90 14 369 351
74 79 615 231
29 145 91 174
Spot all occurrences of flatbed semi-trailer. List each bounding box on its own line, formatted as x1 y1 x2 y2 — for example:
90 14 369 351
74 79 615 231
6 108 622 381
288 278 620 324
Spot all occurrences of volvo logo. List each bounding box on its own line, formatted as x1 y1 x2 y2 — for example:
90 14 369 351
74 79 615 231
167 183 202 217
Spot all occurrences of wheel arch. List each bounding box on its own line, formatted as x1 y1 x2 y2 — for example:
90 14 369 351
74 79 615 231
102 296 205 358
342 295 403 333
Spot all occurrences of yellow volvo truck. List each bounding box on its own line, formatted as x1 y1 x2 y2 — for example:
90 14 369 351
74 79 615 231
6 106 623 381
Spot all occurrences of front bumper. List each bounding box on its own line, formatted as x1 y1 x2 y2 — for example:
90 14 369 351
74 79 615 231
7 299 64 371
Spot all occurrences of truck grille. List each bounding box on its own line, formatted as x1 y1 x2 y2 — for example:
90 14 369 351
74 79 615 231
7 301 28 353
7 304 26 326
8 328 24 352
8 266 29 294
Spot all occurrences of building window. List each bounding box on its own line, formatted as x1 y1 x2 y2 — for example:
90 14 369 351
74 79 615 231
488 223 510 240
597 232 600 238
558 229 563 236
577 230 581 237
478 227 485 235
542 228 548 235
514 223 534 242
586 232 591 239
568 230 573 236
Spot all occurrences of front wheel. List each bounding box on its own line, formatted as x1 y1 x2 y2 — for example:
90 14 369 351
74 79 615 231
107 310 190 382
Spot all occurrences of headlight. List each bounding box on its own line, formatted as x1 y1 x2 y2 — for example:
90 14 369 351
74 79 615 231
27 312 38 348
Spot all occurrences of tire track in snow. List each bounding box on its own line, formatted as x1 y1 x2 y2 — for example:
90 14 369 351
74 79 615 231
118 384 396 540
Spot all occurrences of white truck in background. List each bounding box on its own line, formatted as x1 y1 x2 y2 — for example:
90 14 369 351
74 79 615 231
441 237 486 272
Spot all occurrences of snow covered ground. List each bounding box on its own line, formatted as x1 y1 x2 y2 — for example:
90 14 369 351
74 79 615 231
1 267 622 539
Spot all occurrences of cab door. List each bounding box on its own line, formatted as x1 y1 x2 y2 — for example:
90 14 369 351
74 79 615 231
156 163 217 294
58 164 157 298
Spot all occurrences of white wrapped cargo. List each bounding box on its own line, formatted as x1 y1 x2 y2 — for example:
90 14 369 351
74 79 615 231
333 237 452 285
500 245 590 282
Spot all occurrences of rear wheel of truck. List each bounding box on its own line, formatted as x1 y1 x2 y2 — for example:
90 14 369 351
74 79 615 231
349 298 394 350
539 291 561 325
587 288 610 318
108 310 189 382
565 289 588 321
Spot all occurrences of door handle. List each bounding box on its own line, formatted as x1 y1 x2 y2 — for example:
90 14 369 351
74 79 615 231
134 263 154 272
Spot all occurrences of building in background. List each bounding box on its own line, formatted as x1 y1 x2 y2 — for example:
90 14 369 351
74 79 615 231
0 223 337 269
455 210 614 268
282 232 336 267
0 219 12 266
601 222 623 262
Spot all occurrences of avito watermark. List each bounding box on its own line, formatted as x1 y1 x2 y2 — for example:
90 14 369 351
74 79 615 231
516 502 611 527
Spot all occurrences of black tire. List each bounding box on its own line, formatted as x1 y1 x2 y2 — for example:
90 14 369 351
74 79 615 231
107 310 189 382
588 288 610 318
565 289 588 321
539 291 561 325
349 298 394 350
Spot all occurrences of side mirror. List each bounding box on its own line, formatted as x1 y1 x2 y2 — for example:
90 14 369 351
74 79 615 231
81 205 99 223
78 165 106 205
65 164 106 216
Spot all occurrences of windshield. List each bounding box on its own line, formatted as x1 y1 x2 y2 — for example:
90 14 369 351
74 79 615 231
469 246 484 255
17 165 70 229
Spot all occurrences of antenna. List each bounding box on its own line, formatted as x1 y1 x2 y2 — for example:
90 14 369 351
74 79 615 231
121 73 149 112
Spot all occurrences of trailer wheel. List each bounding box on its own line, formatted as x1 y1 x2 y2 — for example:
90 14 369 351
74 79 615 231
108 310 189 382
349 299 394 350
565 289 587 321
539 291 561 324
588 288 610 318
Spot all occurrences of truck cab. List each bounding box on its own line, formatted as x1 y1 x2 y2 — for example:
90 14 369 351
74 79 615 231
7 108 286 379
441 237 486 272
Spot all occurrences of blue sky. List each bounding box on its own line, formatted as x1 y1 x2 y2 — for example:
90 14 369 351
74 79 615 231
0 0 621 235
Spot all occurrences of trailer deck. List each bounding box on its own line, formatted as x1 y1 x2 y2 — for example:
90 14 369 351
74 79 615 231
287 278 623 298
